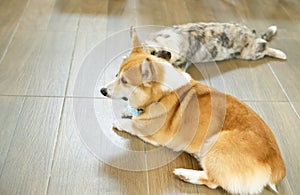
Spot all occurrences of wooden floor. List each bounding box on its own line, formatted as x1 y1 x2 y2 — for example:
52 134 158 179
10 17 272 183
0 0 299 194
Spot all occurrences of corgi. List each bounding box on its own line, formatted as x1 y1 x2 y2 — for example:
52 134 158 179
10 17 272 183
100 30 286 194
143 23 287 70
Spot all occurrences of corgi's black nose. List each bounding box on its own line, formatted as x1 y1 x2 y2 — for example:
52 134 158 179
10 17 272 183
100 88 108 96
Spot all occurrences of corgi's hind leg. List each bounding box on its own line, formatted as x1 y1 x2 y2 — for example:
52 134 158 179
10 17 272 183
173 168 218 189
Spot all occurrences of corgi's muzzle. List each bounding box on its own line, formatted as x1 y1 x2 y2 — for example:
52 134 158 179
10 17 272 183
100 87 128 101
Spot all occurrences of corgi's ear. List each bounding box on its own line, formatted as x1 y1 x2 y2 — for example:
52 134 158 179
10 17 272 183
130 27 143 53
141 58 154 84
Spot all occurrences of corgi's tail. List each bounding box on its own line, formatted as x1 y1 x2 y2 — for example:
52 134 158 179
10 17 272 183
261 25 277 41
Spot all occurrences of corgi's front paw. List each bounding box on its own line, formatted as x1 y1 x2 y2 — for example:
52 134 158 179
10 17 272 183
112 120 124 131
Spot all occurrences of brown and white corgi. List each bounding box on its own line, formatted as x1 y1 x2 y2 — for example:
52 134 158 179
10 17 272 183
100 31 286 194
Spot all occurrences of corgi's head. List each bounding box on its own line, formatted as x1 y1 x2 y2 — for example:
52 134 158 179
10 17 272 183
100 29 191 109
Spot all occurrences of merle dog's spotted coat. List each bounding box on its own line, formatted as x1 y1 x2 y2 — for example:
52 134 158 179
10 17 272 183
143 23 286 70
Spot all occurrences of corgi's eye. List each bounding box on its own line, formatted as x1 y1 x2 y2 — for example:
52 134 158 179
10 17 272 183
115 73 118 77
121 77 127 84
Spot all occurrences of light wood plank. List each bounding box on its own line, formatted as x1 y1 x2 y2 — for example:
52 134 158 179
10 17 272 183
70 28 139 98
234 0 290 21
46 98 99 194
0 97 63 194
185 0 217 22
68 0 110 96
247 102 299 194
135 0 165 26
221 0 291 32
18 0 56 31
0 0 28 58
292 102 300 117
233 0 298 39
268 39 300 101
208 59 287 101
189 0 241 23
160 0 191 26
67 0 109 96
26 31 76 96
280 0 300 21
77 0 108 32
47 0 80 32
47 98 148 194
0 30 76 96
73 32 107 61
0 30 45 95
67 32 107 96
106 0 137 34
0 97 25 175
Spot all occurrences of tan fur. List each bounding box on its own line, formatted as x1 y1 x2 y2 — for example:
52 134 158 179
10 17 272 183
101 34 286 194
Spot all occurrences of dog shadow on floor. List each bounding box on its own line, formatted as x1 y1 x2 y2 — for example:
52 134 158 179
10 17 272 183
187 57 286 83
